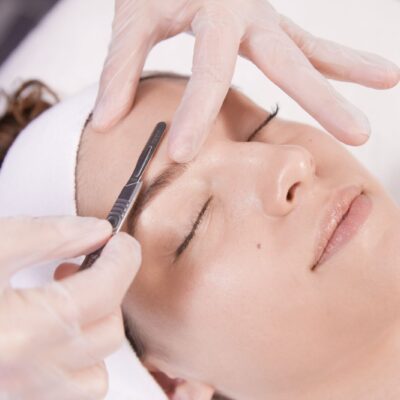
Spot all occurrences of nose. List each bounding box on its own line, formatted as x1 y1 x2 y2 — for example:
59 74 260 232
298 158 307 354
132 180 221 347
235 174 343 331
258 144 315 216
210 142 316 217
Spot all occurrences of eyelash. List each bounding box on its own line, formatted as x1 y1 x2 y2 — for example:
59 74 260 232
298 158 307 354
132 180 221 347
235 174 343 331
247 104 279 142
174 105 280 262
174 196 213 262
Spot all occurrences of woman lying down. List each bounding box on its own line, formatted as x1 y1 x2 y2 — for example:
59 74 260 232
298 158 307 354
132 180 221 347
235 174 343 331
1 74 400 400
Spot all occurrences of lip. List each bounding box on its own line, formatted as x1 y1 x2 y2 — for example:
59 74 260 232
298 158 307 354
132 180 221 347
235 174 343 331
311 185 371 270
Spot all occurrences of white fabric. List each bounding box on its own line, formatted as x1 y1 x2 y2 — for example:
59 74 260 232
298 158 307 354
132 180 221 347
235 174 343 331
0 85 167 400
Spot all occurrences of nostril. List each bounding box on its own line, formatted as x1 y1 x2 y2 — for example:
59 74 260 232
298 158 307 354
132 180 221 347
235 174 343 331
287 182 300 202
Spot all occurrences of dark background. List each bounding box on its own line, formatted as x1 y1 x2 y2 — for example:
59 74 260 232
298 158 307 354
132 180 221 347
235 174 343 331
0 0 59 66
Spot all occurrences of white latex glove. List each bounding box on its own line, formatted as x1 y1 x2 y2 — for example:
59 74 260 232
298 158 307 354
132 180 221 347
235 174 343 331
0 216 142 400
92 0 400 162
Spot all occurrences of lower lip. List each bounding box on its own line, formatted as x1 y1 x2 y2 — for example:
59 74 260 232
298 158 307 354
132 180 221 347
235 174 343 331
315 193 372 267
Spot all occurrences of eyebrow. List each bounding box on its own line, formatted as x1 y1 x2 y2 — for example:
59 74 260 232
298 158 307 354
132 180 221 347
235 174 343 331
126 161 189 236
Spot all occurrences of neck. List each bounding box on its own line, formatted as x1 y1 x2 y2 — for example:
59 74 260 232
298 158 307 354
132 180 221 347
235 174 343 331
298 323 400 400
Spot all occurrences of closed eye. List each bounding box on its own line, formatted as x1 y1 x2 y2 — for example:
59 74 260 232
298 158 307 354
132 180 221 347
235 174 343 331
173 105 280 262
173 196 213 263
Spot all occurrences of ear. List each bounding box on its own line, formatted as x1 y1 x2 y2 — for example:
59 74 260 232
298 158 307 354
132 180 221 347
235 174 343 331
144 361 215 400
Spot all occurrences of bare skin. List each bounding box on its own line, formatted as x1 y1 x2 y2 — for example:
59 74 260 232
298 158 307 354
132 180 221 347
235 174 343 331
76 77 400 400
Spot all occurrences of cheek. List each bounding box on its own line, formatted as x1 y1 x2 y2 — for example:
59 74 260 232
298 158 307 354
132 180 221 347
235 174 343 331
180 226 311 362
176 235 351 394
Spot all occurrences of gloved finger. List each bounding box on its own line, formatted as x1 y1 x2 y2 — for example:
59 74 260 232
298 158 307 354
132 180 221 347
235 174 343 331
279 15 400 89
53 308 124 370
167 12 242 163
61 362 109 400
0 216 111 288
59 233 141 325
0 234 139 360
246 28 371 145
0 361 104 400
92 12 155 132
54 262 80 281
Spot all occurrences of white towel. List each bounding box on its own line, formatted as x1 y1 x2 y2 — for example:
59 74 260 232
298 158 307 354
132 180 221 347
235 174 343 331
0 84 167 400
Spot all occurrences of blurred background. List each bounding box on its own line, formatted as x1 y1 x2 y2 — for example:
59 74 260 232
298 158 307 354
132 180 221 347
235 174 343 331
0 0 59 65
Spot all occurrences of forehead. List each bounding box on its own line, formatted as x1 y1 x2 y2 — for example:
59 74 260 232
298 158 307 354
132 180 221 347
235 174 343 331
77 75 265 222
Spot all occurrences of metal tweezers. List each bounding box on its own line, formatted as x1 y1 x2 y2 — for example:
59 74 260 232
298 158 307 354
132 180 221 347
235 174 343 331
79 121 167 271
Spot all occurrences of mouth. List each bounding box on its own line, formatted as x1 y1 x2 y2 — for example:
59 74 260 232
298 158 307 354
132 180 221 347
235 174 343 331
311 185 372 270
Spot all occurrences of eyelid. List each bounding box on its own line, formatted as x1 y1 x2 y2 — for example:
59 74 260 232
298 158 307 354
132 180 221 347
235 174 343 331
171 105 280 263
173 196 213 263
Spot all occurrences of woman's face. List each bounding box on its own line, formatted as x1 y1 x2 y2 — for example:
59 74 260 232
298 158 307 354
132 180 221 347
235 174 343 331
77 77 400 399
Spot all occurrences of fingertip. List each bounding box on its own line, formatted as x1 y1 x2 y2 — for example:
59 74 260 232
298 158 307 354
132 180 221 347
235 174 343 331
364 58 400 90
91 93 124 133
341 131 370 146
385 63 400 89
168 140 195 163
369 61 400 90
91 95 134 133
118 232 142 257
358 132 370 145
106 233 142 272
167 125 197 163
331 118 371 146
327 100 371 146
93 70 141 133
90 218 113 235
351 111 371 140
91 106 115 133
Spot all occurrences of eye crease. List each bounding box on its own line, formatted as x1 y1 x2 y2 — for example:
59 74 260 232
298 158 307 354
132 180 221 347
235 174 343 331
173 105 280 262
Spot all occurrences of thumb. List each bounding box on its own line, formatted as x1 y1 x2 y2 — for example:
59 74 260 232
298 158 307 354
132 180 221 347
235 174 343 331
58 233 142 325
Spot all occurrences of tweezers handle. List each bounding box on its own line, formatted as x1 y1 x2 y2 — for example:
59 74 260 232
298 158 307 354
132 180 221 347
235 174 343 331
79 246 104 271
132 122 166 180
79 181 142 271
78 122 166 272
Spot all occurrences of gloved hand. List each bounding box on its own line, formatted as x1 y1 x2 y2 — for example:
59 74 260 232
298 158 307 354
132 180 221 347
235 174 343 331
0 216 141 400
92 0 400 163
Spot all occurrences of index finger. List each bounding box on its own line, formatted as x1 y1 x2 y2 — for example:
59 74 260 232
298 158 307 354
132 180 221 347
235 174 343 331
167 13 242 163
58 233 141 325
279 15 400 90
246 28 371 145
0 216 112 286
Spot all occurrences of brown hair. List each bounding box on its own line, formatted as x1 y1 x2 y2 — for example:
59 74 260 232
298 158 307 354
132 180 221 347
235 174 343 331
0 80 59 167
0 76 233 400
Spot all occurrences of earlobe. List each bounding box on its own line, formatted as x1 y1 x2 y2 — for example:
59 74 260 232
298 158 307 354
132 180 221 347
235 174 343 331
145 364 215 400
169 379 215 400
148 370 183 397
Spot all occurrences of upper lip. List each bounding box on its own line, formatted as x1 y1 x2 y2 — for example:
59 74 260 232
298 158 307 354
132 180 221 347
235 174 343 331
311 185 363 270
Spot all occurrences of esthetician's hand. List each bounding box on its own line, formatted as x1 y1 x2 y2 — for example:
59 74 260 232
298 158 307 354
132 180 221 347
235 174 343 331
0 216 141 400
92 0 400 162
